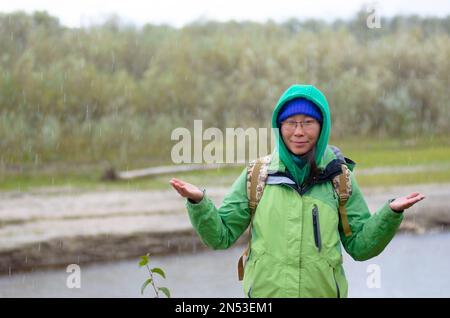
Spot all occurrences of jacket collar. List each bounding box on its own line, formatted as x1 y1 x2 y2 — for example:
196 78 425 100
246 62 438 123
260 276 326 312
267 146 356 183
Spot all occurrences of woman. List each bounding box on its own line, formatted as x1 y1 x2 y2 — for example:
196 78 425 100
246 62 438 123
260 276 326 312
170 84 425 298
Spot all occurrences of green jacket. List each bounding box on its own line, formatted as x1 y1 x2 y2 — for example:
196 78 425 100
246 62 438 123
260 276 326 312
186 85 403 298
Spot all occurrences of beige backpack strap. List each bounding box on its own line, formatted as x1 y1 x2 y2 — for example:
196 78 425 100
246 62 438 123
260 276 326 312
237 155 270 281
333 164 353 237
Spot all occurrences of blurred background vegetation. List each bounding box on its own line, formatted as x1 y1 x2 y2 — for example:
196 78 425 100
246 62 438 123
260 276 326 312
0 10 449 189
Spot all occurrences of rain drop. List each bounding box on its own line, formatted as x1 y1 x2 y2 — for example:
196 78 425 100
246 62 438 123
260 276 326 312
85 104 90 121
111 51 116 71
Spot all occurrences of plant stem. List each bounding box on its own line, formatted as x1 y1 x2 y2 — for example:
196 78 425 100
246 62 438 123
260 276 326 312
146 264 159 298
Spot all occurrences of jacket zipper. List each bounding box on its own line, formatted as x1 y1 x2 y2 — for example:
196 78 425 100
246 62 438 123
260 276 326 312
312 204 340 297
312 204 321 252
282 176 339 297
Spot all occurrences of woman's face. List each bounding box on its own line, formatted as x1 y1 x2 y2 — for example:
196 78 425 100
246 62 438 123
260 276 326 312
280 114 321 156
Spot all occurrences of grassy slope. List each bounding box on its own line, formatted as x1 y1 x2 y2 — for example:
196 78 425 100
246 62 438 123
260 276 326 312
1 136 449 191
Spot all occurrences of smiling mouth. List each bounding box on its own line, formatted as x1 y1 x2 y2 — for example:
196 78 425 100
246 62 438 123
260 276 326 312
292 141 308 145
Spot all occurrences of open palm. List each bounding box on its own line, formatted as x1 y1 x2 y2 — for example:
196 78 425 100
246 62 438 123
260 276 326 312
389 192 425 212
169 178 204 203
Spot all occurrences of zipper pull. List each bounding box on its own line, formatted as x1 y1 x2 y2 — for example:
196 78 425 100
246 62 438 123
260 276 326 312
312 204 322 252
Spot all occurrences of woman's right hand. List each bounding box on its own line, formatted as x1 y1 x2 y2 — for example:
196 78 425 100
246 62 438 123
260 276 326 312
169 178 204 203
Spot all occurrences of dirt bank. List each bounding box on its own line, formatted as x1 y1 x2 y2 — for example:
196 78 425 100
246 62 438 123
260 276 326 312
0 183 449 274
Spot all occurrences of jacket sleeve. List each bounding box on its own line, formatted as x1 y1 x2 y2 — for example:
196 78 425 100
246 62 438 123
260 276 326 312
185 167 251 250
339 171 404 261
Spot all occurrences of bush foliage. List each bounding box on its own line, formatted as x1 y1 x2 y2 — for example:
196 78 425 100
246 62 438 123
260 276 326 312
1 11 449 169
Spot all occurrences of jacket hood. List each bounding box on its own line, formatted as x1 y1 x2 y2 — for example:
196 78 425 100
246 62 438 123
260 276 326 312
271 84 331 185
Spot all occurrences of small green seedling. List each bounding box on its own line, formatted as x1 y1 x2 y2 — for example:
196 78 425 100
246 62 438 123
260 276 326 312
139 253 171 298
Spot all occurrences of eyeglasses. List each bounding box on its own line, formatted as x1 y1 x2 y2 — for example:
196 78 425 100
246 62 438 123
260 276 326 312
281 119 318 131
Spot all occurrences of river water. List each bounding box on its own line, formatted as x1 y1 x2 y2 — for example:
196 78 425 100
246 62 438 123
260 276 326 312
0 232 449 298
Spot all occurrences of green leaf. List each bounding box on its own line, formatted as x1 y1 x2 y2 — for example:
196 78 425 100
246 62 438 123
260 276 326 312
151 267 166 279
140 278 152 295
158 287 171 298
139 255 149 267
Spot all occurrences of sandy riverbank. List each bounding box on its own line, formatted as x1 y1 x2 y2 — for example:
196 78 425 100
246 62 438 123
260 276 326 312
0 183 449 274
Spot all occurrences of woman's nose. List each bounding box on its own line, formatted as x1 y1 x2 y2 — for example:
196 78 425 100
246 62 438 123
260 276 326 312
293 125 305 135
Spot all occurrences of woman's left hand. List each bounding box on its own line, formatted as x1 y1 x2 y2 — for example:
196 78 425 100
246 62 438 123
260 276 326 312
389 192 426 212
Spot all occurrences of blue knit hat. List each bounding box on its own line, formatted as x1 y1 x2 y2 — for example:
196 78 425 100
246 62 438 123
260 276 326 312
277 98 323 126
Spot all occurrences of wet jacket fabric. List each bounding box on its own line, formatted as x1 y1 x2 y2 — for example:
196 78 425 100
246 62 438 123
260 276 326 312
185 85 404 298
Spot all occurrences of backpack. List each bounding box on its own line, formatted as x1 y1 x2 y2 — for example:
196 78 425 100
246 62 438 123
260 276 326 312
237 149 353 281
